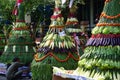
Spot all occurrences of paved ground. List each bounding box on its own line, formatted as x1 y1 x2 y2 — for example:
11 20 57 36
0 75 31 80
0 75 6 80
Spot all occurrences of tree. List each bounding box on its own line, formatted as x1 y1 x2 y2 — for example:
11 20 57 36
0 0 15 55
74 0 120 80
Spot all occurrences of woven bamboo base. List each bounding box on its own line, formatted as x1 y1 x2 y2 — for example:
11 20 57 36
52 75 71 80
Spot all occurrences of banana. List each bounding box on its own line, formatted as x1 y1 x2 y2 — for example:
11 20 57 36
61 42 64 48
65 41 69 49
46 33 54 40
51 41 54 49
63 40 66 48
43 34 49 40
72 42 75 47
53 34 57 40
44 40 51 47
40 42 44 47
49 41 52 49
58 42 62 48
113 71 117 80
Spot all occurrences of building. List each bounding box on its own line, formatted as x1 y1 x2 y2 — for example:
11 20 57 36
77 0 104 31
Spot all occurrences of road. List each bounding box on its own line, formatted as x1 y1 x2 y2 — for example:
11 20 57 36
0 75 6 80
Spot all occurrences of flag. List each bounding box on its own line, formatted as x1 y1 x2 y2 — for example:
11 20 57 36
69 0 74 8
12 0 23 15
12 5 18 15
17 0 23 7
61 0 66 5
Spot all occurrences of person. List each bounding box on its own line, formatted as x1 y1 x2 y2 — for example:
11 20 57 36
73 33 80 47
95 14 100 24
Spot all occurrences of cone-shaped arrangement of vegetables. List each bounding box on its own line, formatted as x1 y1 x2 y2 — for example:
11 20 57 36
31 0 80 80
73 0 120 80
0 0 35 64
65 5 81 34
65 5 88 51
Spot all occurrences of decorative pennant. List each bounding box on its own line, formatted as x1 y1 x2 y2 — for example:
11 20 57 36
69 0 74 8
17 0 23 7
61 0 66 5
12 0 23 15
12 5 18 15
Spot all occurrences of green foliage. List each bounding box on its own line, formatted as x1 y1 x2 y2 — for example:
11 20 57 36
0 0 85 24
24 0 85 12
0 0 15 20
24 0 54 12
